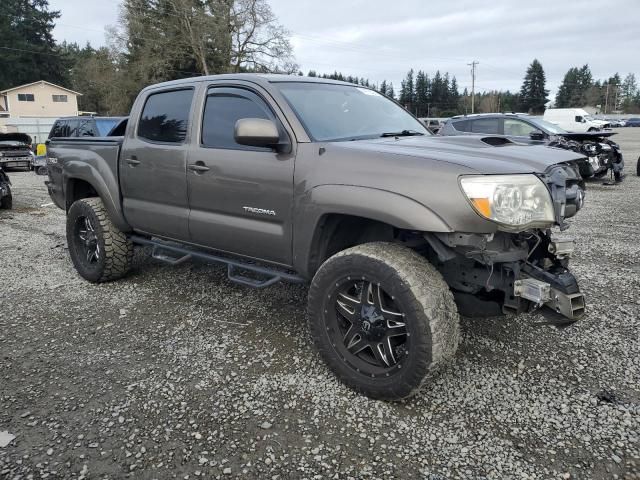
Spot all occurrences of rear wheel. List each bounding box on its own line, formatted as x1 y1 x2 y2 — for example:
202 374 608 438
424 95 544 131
636 156 640 176
37 166 48 175
66 197 133 282
307 242 459 400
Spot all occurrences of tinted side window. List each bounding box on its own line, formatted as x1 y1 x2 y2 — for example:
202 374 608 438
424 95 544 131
78 119 98 137
452 119 471 132
49 121 63 138
49 119 78 137
138 89 194 143
471 118 501 134
201 89 276 150
504 119 538 136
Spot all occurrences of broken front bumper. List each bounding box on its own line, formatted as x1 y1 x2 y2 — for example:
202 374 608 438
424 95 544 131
514 276 585 320
429 230 586 322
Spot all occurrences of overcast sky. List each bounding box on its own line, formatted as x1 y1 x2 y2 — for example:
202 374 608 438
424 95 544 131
49 0 640 97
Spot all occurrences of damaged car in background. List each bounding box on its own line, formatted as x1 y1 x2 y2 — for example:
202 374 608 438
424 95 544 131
439 113 625 182
0 133 34 171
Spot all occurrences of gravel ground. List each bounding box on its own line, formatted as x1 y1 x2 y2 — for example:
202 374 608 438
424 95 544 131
1 129 639 479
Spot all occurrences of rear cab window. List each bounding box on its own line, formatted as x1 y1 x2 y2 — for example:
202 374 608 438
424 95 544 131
138 89 194 143
49 119 79 138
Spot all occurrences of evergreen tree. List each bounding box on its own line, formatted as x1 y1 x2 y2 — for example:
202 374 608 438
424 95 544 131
399 69 415 111
555 65 593 108
414 70 429 117
0 0 69 90
379 80 388 96
387 82 395 99
519 59 548 114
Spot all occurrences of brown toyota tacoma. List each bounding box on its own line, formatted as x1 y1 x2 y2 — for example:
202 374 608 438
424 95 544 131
46 74 587 400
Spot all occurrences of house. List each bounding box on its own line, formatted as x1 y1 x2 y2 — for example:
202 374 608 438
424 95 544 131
0 81 81 119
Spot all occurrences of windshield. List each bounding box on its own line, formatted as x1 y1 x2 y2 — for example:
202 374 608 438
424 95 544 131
275 82 429 141
527 117 567 134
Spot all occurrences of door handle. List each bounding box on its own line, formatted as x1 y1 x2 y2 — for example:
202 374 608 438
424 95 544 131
125 158 140 166
188 163 210 173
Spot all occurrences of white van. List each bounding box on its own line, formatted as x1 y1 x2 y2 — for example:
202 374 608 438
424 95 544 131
543 108 602 133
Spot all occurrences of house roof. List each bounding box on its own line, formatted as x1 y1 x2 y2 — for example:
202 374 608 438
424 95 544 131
0 80 82 96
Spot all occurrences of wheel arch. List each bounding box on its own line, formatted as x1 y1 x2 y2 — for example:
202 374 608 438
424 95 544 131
64 171 131 232
293 185 452 278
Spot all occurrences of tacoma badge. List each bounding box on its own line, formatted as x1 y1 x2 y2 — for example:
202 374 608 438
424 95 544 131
243 206 276 216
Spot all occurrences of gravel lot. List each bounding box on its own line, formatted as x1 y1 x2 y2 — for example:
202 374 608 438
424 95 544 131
1 129 639 479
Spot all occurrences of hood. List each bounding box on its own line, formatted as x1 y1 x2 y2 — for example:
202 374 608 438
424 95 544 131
555 131 616 141
0 133 32 145
332 135 586 174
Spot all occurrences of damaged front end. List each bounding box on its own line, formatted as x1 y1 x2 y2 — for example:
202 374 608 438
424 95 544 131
548 133 624 182
424 164 586 322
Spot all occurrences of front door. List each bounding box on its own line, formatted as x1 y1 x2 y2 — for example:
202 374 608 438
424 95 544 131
186 85 295 265
120 87 195 240
503 118 546 144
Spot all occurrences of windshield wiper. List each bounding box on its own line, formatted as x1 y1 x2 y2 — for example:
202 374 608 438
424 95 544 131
380 130 425 137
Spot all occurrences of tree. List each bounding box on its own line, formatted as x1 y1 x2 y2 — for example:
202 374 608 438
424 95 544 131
414 70 428 117
0 0 70 90
114 0 296 93
519 59 548 114
555 64 594 108
621 73 639 112
399 69 415 111
386 82 395 99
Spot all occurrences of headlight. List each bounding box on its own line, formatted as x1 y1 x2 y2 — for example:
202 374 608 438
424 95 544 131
460 174 555 230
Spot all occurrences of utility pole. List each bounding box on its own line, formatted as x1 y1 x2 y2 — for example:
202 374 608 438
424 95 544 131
468 61 479 113
605 83 610 114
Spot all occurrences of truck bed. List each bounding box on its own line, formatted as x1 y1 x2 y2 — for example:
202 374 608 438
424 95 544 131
46 137 124 210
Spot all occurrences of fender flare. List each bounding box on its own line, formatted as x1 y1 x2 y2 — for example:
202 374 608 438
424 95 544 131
63 161 131 232
293 184 453 276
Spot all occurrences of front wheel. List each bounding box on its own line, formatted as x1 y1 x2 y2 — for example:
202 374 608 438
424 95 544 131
636 156 640 176
307 242 460 400
66 197 133 282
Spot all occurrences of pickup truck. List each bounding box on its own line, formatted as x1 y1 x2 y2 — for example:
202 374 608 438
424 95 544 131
46 74 588 400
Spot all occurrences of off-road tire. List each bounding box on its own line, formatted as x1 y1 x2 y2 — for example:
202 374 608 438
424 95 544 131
67 197 133 283
0 188 11 210
307 242 460 401
636 156 640 176
37 166 48 176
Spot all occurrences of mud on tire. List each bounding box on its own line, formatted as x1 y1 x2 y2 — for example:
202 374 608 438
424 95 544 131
307 242 460 401
66 197 133 283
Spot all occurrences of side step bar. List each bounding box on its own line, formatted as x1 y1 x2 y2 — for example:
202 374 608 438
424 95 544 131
130 235 306 289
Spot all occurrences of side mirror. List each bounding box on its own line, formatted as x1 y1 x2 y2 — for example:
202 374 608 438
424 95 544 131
529 131 545 141
235 118 288 152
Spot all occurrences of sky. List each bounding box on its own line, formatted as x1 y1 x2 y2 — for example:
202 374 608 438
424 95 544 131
48 0 640 98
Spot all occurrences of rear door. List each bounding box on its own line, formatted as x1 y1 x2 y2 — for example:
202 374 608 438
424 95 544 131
120 87 195 240
470 117 502 135
186 84 295 265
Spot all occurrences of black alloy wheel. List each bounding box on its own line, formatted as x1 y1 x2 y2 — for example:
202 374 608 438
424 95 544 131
326 277 409 377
